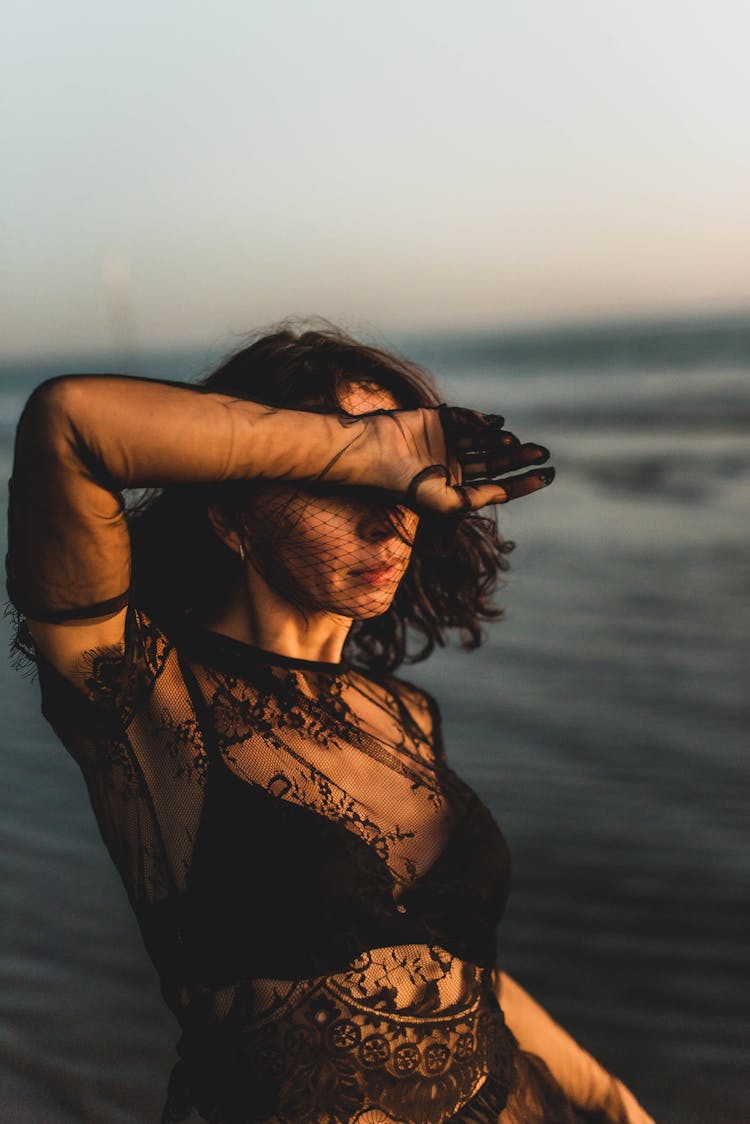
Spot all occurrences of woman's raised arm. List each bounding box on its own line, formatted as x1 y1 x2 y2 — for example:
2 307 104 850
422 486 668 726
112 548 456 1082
6 374 388 678
7 374 550 680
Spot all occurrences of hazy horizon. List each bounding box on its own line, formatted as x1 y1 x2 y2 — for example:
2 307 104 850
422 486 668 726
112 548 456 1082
3 0 749 360
2 307 748 377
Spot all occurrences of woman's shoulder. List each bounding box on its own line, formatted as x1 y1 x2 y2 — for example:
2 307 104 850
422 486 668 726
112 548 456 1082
383 668 439 707
371 668 443 749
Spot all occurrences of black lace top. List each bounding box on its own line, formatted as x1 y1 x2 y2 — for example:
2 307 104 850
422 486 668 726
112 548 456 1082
33 606 534 1123
7 375 582 1123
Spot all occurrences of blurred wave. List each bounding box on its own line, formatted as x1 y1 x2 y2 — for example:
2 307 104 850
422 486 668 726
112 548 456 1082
406 311 750 372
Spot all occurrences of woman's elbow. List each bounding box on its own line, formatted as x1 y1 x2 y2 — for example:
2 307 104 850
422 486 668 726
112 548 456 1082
15 375 88 457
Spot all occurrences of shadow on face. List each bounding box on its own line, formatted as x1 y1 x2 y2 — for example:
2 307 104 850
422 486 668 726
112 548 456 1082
239 382 419 619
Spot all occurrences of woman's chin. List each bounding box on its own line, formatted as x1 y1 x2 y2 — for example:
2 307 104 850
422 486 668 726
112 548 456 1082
339 588 400 619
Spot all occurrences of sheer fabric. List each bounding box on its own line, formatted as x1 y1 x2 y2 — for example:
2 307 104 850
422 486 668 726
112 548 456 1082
28 609 582 1123
6 374 590 1121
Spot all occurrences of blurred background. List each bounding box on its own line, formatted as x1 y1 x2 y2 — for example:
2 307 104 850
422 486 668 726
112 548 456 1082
1 2 748 1121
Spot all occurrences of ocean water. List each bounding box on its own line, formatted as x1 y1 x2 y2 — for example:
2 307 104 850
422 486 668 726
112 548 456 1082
1 314 748 1123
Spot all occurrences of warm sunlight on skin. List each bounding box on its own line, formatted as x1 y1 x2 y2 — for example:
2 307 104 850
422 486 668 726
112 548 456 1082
203 384 419 663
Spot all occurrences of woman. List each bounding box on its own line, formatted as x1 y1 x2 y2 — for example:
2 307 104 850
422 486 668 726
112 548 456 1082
7 326 653 1123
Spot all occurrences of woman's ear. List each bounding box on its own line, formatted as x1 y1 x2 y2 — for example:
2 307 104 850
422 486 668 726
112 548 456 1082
207 504 244 557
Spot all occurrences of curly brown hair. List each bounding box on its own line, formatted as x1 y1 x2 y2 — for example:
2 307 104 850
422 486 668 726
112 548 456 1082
127 324 514 673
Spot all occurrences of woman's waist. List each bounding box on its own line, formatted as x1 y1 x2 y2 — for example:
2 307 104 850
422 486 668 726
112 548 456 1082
144 874 501 985
167 957 516 1123
171 944 493 1028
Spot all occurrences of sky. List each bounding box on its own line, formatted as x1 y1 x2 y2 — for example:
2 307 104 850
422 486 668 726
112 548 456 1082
2 0 749 358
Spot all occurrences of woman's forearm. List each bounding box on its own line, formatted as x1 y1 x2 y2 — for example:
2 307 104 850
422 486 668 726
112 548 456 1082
495 970 614 1108
21 375 379 491
7 374 387 619
494 971 654 1123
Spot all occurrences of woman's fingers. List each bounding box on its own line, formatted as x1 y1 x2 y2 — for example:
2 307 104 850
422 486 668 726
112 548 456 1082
438 405 551 477
453 427 517 455
439 404 506 448
402 405 555 513
461 442 550 481
459 467 556 509
409 466 555 513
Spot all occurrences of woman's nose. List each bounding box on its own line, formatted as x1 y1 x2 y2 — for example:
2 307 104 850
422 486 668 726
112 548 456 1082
358 508 397 543
357 505 415 544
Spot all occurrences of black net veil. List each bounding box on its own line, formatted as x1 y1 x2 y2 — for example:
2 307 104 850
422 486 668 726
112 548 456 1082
123 328 525 677
6 327 582 1124
210 385 423 625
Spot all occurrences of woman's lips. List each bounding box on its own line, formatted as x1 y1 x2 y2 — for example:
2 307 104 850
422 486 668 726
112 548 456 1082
351 564 401 586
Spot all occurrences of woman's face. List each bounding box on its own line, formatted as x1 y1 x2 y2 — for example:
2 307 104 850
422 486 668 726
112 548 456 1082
242 383 419 619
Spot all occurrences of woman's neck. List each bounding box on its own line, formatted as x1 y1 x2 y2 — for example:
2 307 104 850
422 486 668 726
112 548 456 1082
195 572 352 664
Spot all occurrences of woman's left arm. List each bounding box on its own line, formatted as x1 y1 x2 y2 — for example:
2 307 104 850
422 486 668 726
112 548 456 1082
492 970 655 1123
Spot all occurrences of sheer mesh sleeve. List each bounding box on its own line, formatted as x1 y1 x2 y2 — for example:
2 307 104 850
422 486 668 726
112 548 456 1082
32 603 217 923
6 377 132 658
5 372 387 657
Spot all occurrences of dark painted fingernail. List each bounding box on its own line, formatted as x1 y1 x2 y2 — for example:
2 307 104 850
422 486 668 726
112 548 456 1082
533 445 551 462
486 413 505 426
537 467 556 485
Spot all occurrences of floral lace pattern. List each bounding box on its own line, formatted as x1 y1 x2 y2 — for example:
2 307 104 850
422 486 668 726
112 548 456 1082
201 674 454 888
36 613 522 1122
166 949 516 1124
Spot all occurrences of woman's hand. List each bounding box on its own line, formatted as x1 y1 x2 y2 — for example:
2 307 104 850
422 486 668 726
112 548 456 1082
360 404 554 515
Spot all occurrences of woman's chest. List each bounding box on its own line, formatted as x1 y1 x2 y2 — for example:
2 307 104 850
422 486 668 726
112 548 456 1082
156 657 511 983
171 759 510 984
196 665 460 887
